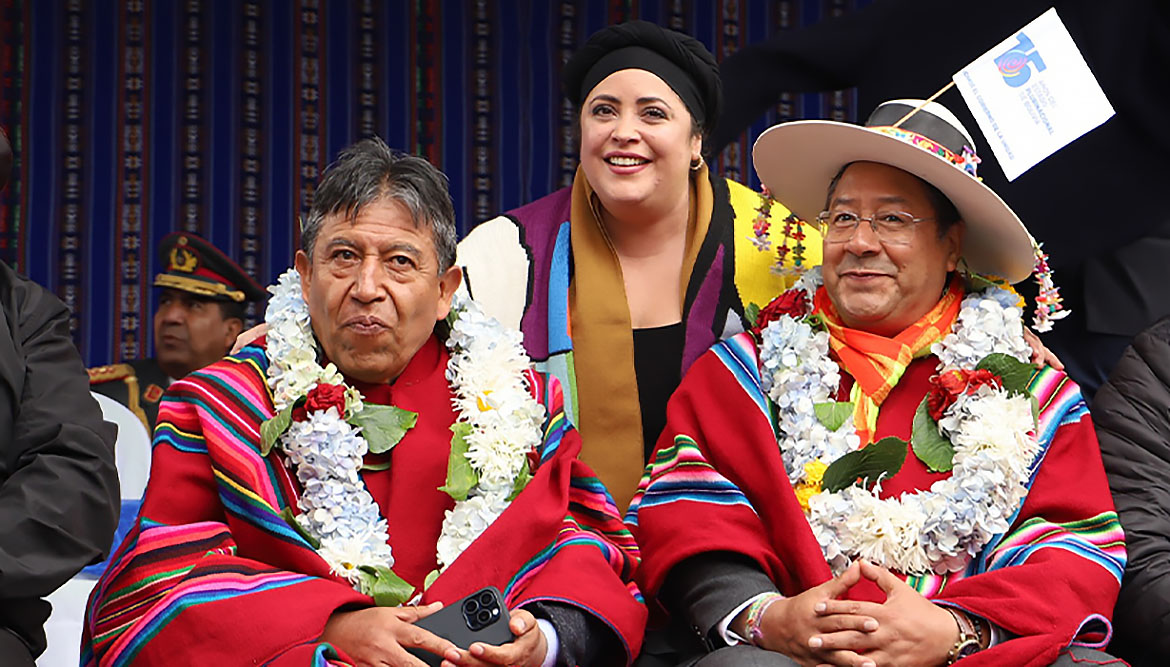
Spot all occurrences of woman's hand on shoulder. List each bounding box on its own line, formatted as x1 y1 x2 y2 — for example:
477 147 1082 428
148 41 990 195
1023 327 1063 370
231 322 268 354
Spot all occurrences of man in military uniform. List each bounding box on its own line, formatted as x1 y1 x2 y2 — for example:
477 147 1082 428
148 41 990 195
90 232 266 432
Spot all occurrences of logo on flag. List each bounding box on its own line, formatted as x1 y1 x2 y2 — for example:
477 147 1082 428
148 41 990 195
995 34 1047 88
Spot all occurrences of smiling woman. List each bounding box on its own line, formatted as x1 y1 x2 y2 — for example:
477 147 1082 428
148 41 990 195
456 21 822 517
578 68 700 247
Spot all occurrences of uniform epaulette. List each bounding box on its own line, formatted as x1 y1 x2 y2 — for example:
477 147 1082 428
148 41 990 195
88 363 135 385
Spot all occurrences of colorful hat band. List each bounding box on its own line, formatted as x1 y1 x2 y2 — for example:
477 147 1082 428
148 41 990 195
870 126 982 178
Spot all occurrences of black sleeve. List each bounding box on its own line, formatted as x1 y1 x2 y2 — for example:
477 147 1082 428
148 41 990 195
659 551 779 646
712 9 864 154
0 266 119 650
712 0 1064 154
524 600 624 667
1093 316 1170 662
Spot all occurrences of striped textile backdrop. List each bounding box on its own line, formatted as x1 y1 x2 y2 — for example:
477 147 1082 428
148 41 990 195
0 0 869 366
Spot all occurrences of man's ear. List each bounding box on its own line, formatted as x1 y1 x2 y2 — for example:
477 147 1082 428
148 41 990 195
435 266 463 321
295 250 311 302
944 220 965 272
222 318 244 352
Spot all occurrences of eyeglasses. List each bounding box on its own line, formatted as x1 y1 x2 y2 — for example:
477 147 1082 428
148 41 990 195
815 209 934 245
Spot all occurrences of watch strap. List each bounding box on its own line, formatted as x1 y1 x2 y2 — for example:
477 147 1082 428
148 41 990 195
944 607 983 665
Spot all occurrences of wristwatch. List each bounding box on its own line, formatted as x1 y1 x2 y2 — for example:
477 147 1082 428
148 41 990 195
944 607 983 664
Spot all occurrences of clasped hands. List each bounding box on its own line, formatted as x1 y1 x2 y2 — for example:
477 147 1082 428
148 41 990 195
741 561 961 667
321 603 547 667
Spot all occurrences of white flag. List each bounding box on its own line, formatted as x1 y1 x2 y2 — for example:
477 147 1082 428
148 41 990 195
952 7 1114 181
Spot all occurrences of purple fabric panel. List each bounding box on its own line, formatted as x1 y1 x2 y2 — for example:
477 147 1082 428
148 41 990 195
682 245 725 372
505 186 573 361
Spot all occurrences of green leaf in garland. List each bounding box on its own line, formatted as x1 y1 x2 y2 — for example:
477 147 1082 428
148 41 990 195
975 353 1037 394
507 462 532 502
967 272 1004 292
260 403 297 456
423 568 441 591
814 401 854 431
1029 393 1040 429
360 459 392 472
805 313 828 332
357 565 416 607
744 302 761 327
821 436 908 493
445 302 465 329
910 397 955 473
350 404 418 455
438 422 479 501
279 506 320 549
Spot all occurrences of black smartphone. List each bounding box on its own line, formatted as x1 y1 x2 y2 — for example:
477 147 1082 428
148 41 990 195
406 586 516 666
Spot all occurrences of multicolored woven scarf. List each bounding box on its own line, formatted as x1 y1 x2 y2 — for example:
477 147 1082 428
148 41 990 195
813 276 965 444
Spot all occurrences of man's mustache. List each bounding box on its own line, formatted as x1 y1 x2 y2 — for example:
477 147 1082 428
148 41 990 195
834 258 896 275
157 324 188 340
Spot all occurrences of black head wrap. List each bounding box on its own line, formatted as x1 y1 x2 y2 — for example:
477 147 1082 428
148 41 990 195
562 20 722 139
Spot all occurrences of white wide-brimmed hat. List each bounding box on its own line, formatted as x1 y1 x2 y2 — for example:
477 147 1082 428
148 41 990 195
753 99 1036 283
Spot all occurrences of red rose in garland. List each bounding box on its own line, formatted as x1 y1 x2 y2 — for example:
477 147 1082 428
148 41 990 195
927 368 1003 421
305 383 347 415
751 289 811 338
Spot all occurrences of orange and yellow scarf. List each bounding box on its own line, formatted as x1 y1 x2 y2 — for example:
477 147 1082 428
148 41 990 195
813 277 965 445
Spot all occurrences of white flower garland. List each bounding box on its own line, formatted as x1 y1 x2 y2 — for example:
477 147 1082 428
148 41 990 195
758 269 1040 575
437 298 546 570
265 270 544 591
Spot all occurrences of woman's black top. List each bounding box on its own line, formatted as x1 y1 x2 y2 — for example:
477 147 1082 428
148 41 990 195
633 321 686 464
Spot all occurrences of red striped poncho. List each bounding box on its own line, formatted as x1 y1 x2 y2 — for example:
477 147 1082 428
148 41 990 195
83 335 645 665
628 332 1125 667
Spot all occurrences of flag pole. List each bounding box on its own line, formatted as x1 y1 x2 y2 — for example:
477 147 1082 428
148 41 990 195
891 81 957 127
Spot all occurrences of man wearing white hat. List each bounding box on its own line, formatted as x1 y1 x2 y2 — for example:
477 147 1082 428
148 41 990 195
627 101 1123 666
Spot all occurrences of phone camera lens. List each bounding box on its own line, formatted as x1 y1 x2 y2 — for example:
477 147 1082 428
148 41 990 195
462 599 479 615
478 591 495 606
477 609 493 625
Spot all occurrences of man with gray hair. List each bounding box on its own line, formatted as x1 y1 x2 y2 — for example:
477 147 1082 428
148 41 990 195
83 138 645 666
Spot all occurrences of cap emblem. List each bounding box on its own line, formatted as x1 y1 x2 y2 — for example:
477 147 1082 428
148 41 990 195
170 246 198 273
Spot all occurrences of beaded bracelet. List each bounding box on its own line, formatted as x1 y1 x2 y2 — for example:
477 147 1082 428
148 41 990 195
744 593 785 646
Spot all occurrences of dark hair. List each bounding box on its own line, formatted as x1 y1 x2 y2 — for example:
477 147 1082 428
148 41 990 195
216 300 247 322
302 137 457 272
824 162 961 238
